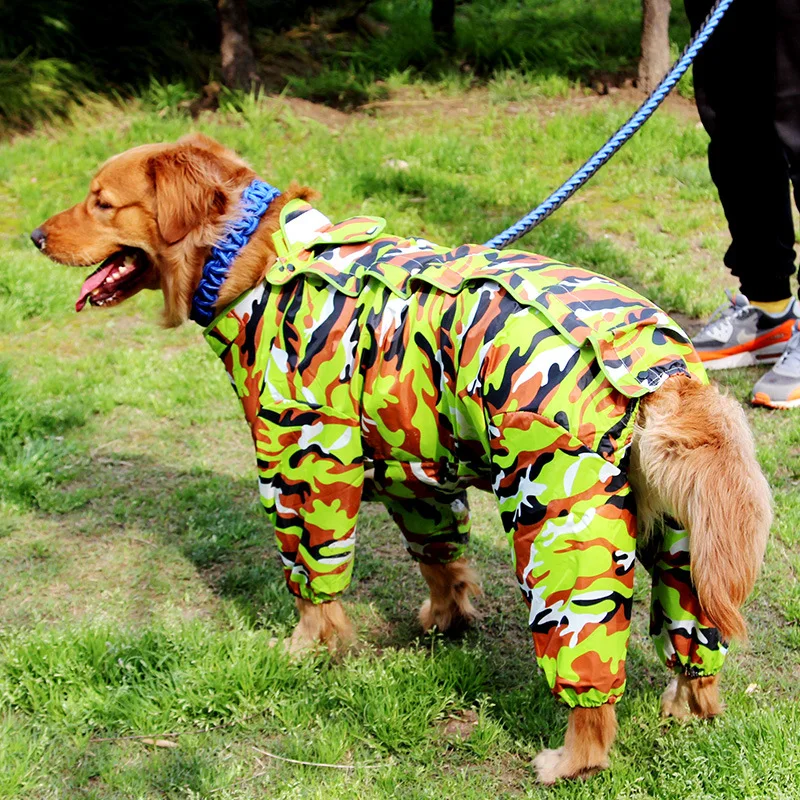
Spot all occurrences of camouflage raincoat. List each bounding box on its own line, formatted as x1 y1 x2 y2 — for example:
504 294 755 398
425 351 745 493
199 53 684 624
202 199 726 707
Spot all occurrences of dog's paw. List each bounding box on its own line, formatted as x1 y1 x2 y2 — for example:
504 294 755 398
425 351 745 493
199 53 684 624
419 598 477 634
266 635 313 660
534 747 566 785
534 746 608 784
535 747 606 784
419 598 450 632
286 628 322 658
661 678 690 720
419 598 451 632
661 675 723 721
418 598 435 631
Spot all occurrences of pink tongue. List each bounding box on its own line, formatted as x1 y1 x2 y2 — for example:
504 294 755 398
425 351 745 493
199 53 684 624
75 261 118 312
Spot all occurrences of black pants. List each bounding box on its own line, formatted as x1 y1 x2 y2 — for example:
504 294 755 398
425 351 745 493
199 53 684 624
686 0 800 301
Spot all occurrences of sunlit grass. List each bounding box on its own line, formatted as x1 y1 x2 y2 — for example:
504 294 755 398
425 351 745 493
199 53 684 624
0 89 798 798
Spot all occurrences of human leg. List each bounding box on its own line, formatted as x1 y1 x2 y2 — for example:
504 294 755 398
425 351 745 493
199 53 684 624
686 0 799 368
752 0 800 406
686 0 795 302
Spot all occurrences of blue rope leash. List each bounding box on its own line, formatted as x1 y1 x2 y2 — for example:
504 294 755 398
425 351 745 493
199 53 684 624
484 0 734 250
190 179 282 327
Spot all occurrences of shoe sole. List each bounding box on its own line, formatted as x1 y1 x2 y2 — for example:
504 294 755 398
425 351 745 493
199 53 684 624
701 348 783 370
752 391 800 409
697 320 797 370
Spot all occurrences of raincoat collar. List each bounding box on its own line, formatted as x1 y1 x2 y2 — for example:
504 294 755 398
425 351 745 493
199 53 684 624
271 199 386 260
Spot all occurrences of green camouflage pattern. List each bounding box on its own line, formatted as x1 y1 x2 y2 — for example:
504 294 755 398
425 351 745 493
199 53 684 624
203 199 720 707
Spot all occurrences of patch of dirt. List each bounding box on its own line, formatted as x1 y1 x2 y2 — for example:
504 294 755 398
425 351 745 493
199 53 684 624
439 709 479 740
355 83 699 125
274 96 351 130
437 757 532 795
238 80 700 134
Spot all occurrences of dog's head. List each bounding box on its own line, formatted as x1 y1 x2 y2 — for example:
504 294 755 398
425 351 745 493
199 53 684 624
32 133 257 326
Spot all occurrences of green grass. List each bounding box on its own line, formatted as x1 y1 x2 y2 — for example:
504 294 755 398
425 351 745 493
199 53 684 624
0 89 798 798
363 0 690 78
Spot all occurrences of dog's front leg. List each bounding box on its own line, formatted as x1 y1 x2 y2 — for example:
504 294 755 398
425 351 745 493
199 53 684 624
254 423 364 658
288 597 354 657
534 705 618 784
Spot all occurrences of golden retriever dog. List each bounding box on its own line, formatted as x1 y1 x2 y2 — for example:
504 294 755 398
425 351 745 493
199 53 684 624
32 134 771 783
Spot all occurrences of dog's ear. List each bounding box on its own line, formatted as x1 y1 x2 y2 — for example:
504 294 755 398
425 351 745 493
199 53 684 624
148 146 228 244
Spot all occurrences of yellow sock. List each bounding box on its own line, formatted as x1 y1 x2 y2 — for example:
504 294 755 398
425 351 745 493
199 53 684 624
750 297 793 315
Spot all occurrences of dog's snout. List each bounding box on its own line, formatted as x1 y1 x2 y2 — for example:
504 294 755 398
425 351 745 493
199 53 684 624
30 227 47 250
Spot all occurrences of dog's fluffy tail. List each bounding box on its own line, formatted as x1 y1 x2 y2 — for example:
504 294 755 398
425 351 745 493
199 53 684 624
631 374 771 641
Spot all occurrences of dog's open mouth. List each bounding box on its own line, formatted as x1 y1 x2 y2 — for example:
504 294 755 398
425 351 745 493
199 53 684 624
76 249 153 312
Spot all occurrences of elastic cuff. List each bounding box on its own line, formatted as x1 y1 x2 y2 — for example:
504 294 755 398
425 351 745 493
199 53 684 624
406 545 468 565
285 575 344 604
659 640 728 679
555 684 625 708
680 665 721 679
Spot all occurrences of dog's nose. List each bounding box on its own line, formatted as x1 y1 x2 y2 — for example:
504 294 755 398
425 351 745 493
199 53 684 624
30 227 46 250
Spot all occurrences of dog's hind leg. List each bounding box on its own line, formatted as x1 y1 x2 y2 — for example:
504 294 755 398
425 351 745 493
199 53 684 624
631 374 770 642
418 559 481 633
489 415 637 782
661 674 722 720
378 487 481 633
638 518 728 719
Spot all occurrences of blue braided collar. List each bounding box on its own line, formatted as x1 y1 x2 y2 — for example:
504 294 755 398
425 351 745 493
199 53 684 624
190 179 282 327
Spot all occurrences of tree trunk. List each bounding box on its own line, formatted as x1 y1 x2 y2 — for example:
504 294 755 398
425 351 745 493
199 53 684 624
431 0 456 48
639 0 672 92
217 0 258 90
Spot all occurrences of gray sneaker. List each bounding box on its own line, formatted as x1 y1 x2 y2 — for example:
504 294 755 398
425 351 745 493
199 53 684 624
692 290 800 370
752 321 800 409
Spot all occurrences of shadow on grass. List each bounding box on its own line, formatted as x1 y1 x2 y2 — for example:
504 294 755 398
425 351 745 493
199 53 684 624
25 447 674 719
